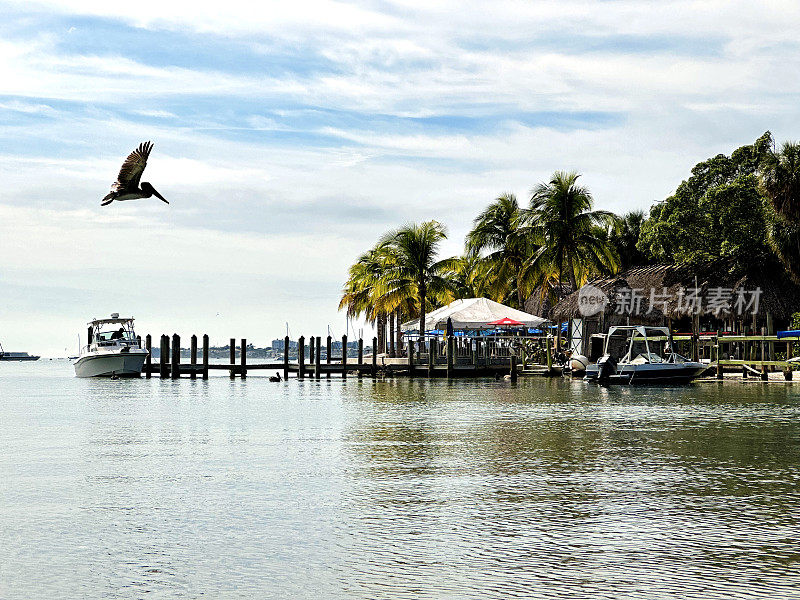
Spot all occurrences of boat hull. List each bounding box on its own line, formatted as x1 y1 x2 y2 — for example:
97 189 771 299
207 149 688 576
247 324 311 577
585 362 708 385
73 351 147 378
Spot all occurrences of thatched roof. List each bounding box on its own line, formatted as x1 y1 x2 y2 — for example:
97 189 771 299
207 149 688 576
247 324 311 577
524 283 573 321
551 263 800 322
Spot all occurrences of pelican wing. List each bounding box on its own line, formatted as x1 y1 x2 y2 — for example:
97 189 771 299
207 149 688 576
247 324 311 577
115 141 153 189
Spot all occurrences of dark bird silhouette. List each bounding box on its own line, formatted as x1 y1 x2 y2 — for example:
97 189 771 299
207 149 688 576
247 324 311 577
101 141 168 206
269 372 282 382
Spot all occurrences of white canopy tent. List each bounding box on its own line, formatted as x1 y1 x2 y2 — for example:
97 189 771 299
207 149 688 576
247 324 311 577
400 298 546 333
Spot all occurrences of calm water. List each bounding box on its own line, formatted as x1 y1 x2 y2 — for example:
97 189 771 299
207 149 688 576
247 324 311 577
1 360 799 599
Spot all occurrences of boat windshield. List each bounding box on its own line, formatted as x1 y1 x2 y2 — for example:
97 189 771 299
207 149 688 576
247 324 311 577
89 320 140 349
97 331 134 341
605 327 675 364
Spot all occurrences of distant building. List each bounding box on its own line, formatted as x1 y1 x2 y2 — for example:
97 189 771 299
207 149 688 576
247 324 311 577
272 339 298 351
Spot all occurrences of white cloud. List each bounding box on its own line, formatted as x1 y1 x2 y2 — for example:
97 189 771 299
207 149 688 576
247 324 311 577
132 109 177 118
1 0 799 354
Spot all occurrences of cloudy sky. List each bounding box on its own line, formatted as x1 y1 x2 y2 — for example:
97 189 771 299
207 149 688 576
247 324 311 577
1 0 799 355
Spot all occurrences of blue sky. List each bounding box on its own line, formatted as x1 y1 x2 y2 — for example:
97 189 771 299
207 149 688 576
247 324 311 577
1 0 799 355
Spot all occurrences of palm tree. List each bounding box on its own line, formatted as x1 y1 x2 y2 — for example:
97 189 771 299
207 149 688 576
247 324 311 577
377 221 452 342
443 253 494 300
466 193 538 308
526 171 620 294
759 142 800 282
607 210 649 270
760 141 800 222
339 242 392 353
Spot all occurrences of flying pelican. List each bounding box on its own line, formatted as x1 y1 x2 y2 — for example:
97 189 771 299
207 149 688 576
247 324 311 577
101 141 168 206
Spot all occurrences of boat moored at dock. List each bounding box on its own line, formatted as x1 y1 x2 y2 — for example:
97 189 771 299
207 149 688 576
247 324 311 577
585 326 707 384
73 314 148 378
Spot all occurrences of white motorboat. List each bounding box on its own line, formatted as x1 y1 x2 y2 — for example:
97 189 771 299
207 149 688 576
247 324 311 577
585 326 708 384
73 314 148 378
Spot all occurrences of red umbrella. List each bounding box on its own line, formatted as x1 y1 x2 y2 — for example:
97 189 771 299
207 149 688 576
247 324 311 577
487 317 524 326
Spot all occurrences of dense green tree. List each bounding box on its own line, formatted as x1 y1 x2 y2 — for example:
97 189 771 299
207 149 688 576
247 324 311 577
638 132 774 273
526 171 620 293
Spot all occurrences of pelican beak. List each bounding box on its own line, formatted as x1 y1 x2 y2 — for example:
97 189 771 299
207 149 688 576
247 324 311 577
151 187 169 204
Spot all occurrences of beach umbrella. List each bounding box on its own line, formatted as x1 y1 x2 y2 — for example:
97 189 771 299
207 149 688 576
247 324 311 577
487 317 524 327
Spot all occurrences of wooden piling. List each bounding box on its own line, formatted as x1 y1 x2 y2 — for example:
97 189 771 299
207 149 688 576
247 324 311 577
240 338 247 379
326 335 332 379
202 334 209 380
716 331 723 380
315 336 321 379
229 338 236 379
428 337 435 377
298 336 305 380
510 354 518 382
546 338 553 373
190 335 197 380
786 341 794 381
159 335 168 379
358 338 364 378
446 335 454 379
342 335 347 378
407 339 414 377
309 336 315 364
283 336 289 380
171 334 180 379
767 312 775 363
145 334 152 379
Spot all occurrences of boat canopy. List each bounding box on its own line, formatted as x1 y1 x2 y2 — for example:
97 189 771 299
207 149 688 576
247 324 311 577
88 317 135 326
777 330 800 339
607 325 670 337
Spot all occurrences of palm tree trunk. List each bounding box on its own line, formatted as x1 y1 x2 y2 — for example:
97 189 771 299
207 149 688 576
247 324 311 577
389 312 395 357
377 312 385 355
516 270 524 309
567 256 578 292
556 258 563 350
395 308 403 356
419 281 427 352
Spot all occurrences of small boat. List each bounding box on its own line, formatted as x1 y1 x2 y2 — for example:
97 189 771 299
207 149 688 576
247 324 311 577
585 326 707 384
73 314 148 378
0 342 40 361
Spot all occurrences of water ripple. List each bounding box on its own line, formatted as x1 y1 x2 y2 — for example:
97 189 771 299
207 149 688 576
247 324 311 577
0 362 798 598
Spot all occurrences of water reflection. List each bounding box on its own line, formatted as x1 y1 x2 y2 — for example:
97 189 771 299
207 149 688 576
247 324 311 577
337 378 800 598
1 362 799 599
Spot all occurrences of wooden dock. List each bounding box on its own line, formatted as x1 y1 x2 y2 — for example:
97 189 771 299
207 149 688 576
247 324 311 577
629 332 800 381
141 333 556 380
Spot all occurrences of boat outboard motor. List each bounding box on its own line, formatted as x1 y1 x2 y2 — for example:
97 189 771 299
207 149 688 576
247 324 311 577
596 354 617 382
